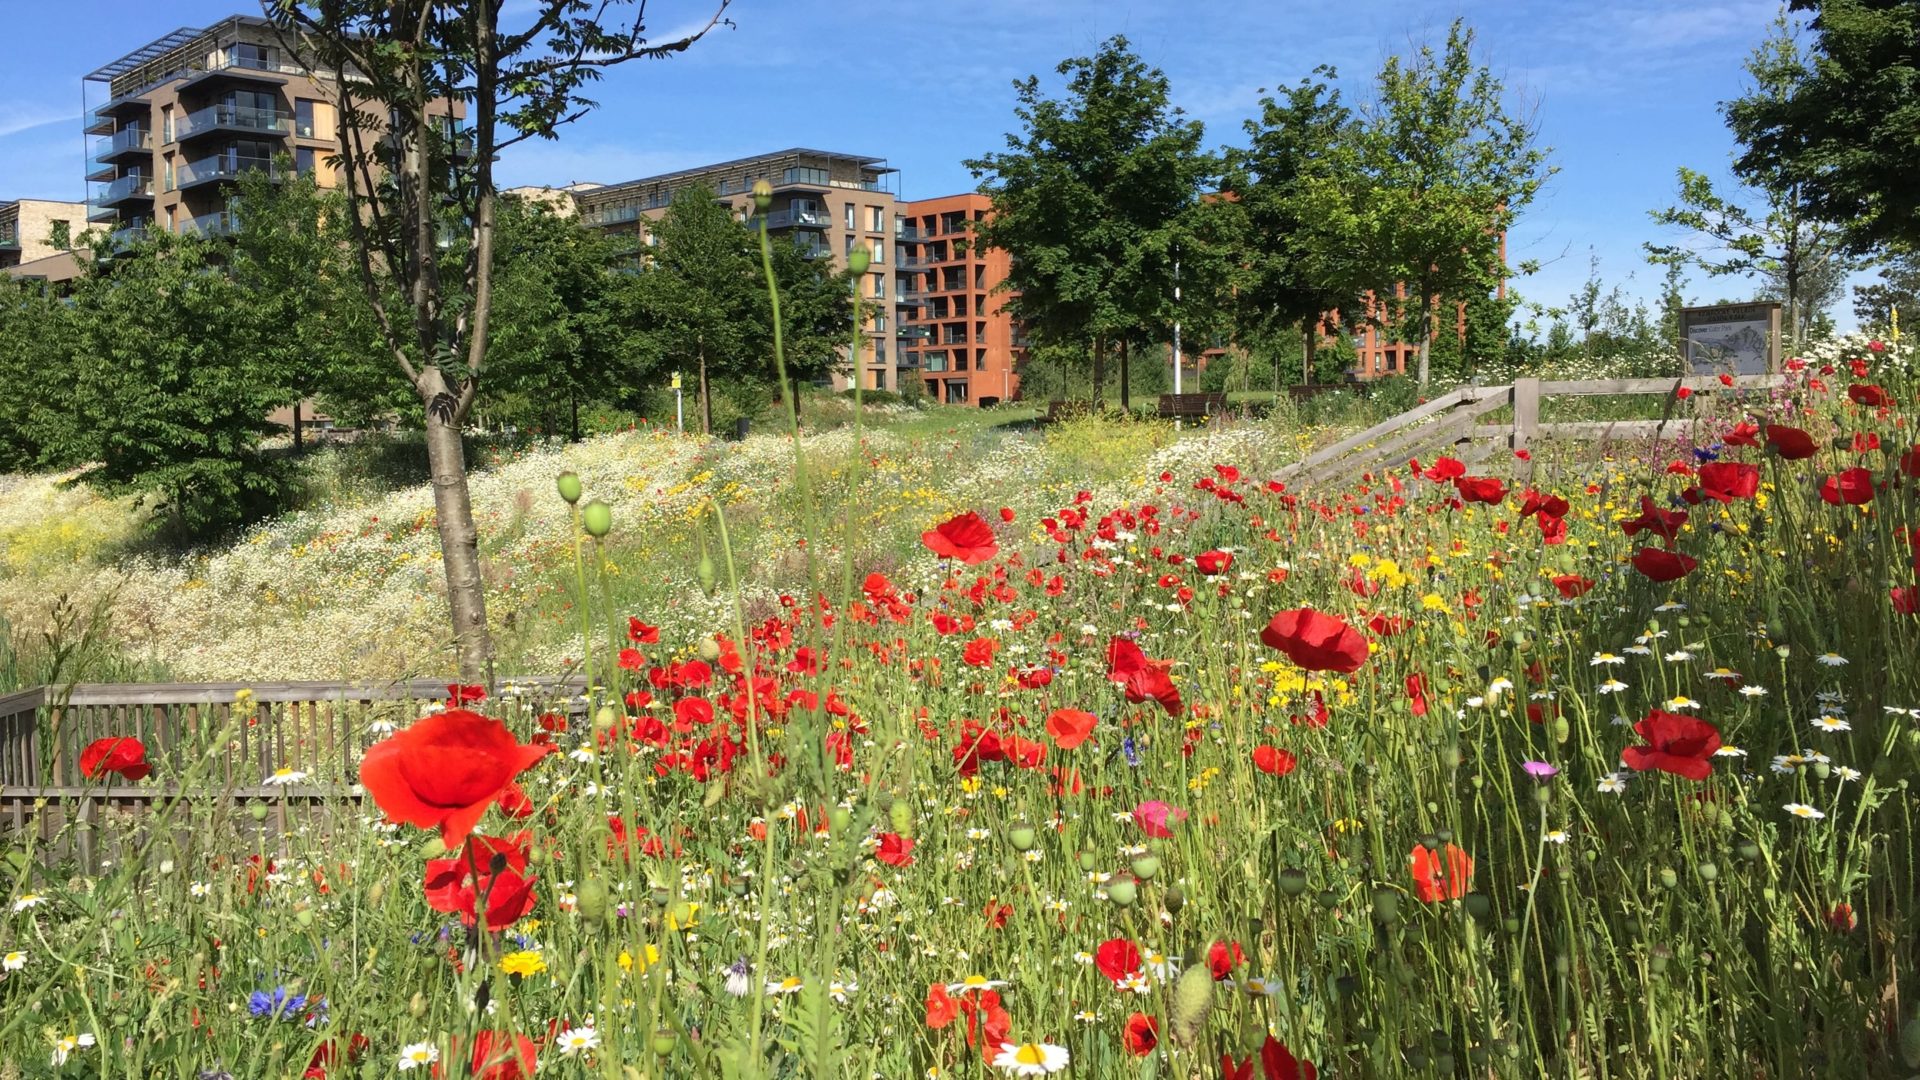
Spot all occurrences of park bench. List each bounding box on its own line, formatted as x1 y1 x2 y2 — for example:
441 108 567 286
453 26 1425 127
1287 382 1368 402
1157 392 1228 420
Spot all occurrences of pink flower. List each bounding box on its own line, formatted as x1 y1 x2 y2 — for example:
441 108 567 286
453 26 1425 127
1132 800 1187 838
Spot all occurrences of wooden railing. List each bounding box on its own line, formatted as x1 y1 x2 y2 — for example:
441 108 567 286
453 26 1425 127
1275 374 1788 487
0 678 583 872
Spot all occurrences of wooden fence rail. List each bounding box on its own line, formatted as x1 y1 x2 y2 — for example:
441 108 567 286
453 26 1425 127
0 677 584 873
1275 374 1789 487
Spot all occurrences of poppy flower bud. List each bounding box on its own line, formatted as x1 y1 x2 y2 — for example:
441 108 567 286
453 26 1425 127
1371 887 1400 924
1163 883 1185 912
1659 867 1678 889
1130 854 1161 881
594 706 617 732
752 180 772 211
1503 917 1521 934
1813 761 1831 780
1464 892 1492 920
421 837 447 859
581 499 612 538
846 247 870 275
1169 963 1214 1046
368 880 385 905
407 992 426 1018
1697 861 1718 882
696 552 718 595
1435 1054 1457 1072
1008 824 1037 851
556 471 583 505
828 807 852 834
697 636 721 661
1277 867 1308 896
1106 878 1138 907
576 878 608 923
1551 717 1570 743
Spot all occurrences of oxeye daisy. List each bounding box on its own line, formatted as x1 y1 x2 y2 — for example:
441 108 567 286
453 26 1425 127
1597 679 1629 694
765 976 805 995
263 767 308 786
1811 715 1851 733
554 1026 600 1056
946 974 1008 993
1597 773 1629 794
1784 803 1826 820
992 1040 1069 1076
1738 685 1769 698
11 894 47 912
1544 828 1570 844
1589 652 1626 666
3 950 25 971
1815 653 1849 667
397 1042 439 1070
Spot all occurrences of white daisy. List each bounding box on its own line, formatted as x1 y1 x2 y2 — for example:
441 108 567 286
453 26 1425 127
992 1041 1070 1076
1544 829 1570 844
1783 803 1826 820
1598 679 1629 695
11 894 46 912
1663 696 1702 711
555 1026 600 1056
1815 653 1849 667
829 979 858 1004
1664 651 1693 662
1714 746 1747 758
397 1042 439 1070
1738 685 1769 698
766 976 805 995
1811 715 1851 733
1589 652 1626 666
1703 667 1742 682
946 974 1008 993
49 1033 94 1067
263 767 308 786
1834 766 1863 782
1597 773 1629 794
3 950 25 971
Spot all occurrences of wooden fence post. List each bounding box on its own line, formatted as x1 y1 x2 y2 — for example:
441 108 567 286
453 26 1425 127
1512 378 1541 479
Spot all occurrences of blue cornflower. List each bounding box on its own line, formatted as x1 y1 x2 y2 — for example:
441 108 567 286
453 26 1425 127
247 986 307 1021
1121 735 1142 767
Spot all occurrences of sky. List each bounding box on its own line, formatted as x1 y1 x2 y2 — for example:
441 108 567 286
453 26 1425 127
0 0 1862 330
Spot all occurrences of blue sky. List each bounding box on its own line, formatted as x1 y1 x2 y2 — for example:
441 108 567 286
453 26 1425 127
1 0 1849 328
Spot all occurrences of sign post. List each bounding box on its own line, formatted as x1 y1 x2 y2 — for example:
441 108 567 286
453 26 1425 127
1679 302 1782 376
672 372 684 433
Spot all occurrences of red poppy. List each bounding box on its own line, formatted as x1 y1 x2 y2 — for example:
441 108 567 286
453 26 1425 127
925 983 960 1028
1252 745 1297 776
1095 938 1143 984
1536 512 1567 545
875 832 915 867
1409 842 1472 902
1828 902 1858 932
1901 446 1920 478
1260 1037 1318 1080
462 1031 538 1080
1260 608 1368 673
1847 384 1891 408
1621 709 1722 781
1766 424 1818 459
1423 457 1466 481
1551 574 1594 599
1107 638 1183 715
359 709 554 847
1405 673 1430 717
1819 467 1875 506
423 833 538 931
1891 587 1917 616
1697 462 1760 503
1123 1012 1160 1055
1620 496 1688 540
1207 940 1246 980
1631 547 1697 583
921 511 999 564
1724 421 1760 447
1044 708 1097 750
79 736 151 781
1453 475 1507 505
1518 490 1571 519
1195 549 1234 575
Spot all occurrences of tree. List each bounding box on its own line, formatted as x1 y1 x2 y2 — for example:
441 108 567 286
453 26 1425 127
1346 21 1550 386
1228 68 1368 387
1728 0 1920 253
485 196 651 440
0 276 83 472
63 236 296 535
1647 18 1853 346
1852 249 1920 331
271 1 733 679
966 36 1220 407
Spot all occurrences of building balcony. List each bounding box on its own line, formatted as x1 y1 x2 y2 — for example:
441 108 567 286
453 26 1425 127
93 127 153 164
109 224 149 250
582 204 643 228
179 210 238 238
794 241 832 261
174 104 292 143
896 223 924 241
897 325 932 340
756 207 830 230
175 154 279 191
92 173 155 209
88 96 152 132
896 290 927 305
0 232 19 252
177 52 298 93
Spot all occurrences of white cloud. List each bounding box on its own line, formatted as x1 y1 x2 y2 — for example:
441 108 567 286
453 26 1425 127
0 103 76 140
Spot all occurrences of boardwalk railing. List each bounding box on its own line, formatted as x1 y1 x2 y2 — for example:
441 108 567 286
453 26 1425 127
0 677 583 872
1275 374 1788 487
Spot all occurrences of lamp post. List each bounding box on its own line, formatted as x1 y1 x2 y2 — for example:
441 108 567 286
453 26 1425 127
1171 255 1182 395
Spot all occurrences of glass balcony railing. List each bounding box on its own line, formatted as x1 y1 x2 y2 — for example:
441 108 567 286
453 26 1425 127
95 173 155 204
175 104 292 141
175 155 277 189
756 207 830 230
93 127 153 161
109 224 149 249
583 205 642 227
896 223 924 240
0 232 19 250
180 211 238 238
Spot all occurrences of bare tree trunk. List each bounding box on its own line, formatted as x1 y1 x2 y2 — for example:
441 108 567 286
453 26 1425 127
292 400 303 453
421 379 492 682
1302 323 1318 387
1090 335 1106 404
1118 339 1131 413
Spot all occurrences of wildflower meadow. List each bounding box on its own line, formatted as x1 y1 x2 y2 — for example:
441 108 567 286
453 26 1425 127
3 331 1919 1080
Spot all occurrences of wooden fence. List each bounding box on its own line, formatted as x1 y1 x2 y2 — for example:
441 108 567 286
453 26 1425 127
0 678 583 872
1274 374 1788 487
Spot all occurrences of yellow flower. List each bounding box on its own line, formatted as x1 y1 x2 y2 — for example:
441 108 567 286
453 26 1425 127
1420 593 1450 613
500 950 547 978
617 943 661 973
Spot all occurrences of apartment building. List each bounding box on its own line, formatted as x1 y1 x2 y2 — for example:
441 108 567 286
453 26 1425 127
896 193 1024 406
1343 232 1509 379
0 200 88 270
81 16 462 244
574 148 907 392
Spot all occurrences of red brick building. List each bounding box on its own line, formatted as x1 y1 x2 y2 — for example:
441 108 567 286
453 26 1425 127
896 193 1025 405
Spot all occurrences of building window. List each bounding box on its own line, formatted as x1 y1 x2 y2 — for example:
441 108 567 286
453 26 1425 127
869 272 884 299
844 203 855 230
162 106 174 143
868 205 884 232
869 238 883 265
956 352 969 372
295 147 315 174
295 99 316 137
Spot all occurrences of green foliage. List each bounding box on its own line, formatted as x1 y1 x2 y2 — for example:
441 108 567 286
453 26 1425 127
63 237 297 536
0 276 84 472
1729 0 1920 253
1854 249 1920 332
1643 14 1850 349
966 36 1230 403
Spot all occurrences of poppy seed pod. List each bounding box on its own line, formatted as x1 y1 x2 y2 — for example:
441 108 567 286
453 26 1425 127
846 247 870 275
1277 867 1308 896
1008 824 1037 851
1106 878 1138 907
652 1029 678 1057
1163 883 1185 912
752 179 772 211
697 636 721 661
555 471 582 505
581 499 612 538
1130 854 1161 881
1697 861 1719 882
1168 963 1214 1046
